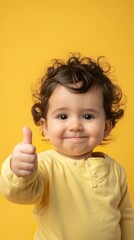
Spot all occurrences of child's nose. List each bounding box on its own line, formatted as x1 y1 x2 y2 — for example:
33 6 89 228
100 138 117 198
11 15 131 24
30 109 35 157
69 118 83 132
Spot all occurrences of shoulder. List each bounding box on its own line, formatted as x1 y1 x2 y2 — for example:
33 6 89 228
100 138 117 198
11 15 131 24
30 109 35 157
37 149 59 168
104 153 127 185
37 149 59 160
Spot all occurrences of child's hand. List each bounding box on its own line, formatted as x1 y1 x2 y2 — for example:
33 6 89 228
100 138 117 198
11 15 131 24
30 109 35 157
10 127 37 178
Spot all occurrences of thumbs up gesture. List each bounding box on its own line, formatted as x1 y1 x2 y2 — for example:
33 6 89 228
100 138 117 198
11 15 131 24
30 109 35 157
11 127 37 178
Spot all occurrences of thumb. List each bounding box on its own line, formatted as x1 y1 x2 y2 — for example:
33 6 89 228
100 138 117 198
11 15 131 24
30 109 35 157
23 127 32 144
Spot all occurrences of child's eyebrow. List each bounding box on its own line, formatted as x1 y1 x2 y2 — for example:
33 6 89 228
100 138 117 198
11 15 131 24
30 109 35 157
51 108 69 114
82 108 100 115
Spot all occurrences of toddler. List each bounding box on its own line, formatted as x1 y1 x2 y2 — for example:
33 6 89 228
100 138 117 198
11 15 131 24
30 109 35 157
0 54 134 240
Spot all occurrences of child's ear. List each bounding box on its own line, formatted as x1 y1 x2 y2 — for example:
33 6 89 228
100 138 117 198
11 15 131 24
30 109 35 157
40 118 49 138
104 120 112 138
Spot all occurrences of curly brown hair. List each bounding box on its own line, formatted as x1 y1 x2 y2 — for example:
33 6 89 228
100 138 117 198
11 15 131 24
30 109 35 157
31 53 125 128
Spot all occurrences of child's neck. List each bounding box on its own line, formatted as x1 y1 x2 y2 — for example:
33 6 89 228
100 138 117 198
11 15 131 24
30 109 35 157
57 150 104 160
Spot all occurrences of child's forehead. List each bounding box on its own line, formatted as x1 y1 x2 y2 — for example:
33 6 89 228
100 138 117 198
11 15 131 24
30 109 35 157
48 85 104 108
50 84 103 97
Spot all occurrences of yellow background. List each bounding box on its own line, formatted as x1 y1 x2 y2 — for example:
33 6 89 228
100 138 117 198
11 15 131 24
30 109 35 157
0 0 134 239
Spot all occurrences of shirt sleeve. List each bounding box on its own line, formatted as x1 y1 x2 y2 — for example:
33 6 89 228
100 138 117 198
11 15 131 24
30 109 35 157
0 155 48 205
119 167 134 239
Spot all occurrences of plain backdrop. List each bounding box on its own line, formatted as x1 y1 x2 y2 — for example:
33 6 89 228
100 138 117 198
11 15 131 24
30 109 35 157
0 0 134 239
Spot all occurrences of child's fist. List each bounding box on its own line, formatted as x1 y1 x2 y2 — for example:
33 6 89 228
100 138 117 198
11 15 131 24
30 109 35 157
10 127 37 178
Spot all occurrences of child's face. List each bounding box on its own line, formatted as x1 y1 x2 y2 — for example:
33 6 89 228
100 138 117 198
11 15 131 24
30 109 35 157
41 85 112 159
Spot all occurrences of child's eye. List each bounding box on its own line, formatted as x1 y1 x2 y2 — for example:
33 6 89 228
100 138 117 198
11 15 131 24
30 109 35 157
57 114 68 120
82 114 93 120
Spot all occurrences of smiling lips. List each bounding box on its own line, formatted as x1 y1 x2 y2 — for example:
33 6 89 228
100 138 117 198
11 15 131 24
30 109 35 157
63 136 88 142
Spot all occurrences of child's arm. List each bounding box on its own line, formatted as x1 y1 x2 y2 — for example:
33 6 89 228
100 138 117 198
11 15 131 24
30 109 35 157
119 168 134 239
0 127 47 205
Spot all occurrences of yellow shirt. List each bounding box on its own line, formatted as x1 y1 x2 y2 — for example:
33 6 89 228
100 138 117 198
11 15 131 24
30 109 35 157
0 149 134 240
